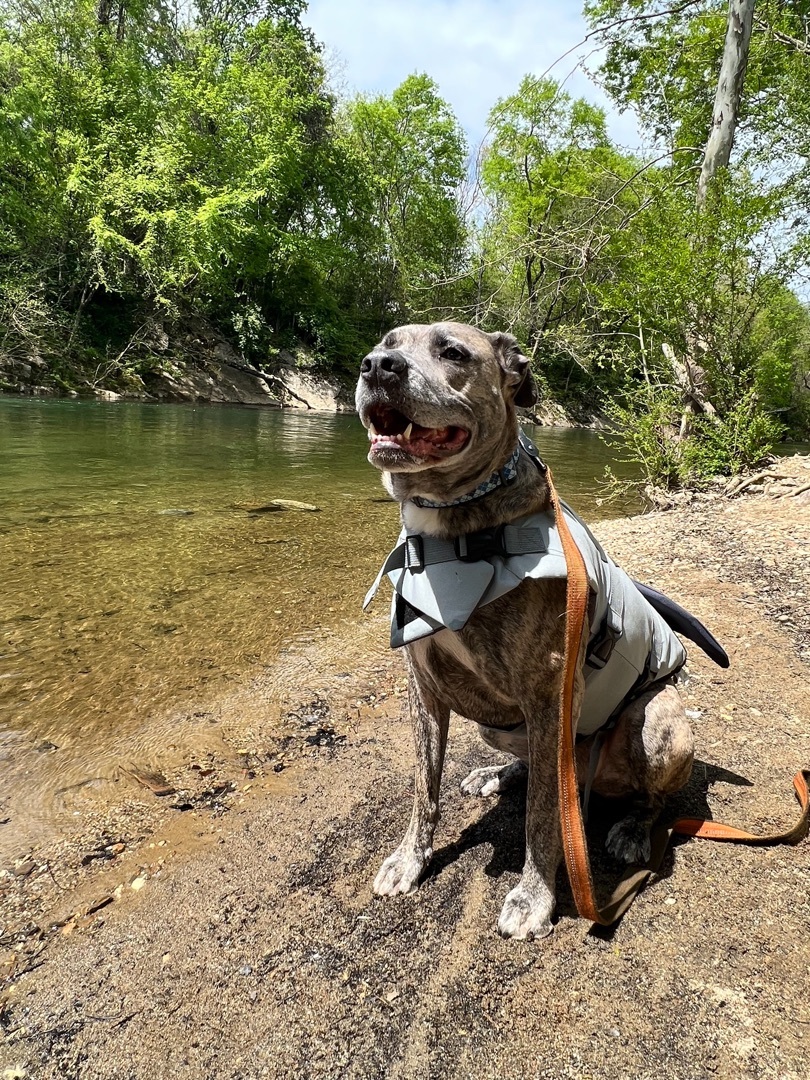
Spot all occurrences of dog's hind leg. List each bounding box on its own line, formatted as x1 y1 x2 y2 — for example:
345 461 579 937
591 682 694 865
604 794 666 865
460 759 528 797
460 721 529 796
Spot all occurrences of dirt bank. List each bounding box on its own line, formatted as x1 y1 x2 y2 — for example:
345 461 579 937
1 467 809 1080
0 320 355 412
0 321 598 422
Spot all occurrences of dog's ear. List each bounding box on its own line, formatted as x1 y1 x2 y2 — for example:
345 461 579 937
488 332 538 408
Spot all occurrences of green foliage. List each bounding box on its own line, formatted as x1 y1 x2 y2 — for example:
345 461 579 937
343 74 469 332
606 387 784 493
680 395 784 482
475 77 644 398
582 0 810 185
576 0 810 485
605 388 685 491
595 168 807 490
0 0 468 376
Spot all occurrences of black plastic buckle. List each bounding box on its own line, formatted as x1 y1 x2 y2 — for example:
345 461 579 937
586 622 620 670
454 525 508 562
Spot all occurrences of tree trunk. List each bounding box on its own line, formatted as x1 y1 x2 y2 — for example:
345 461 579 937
696 0 755 207
675 0 756 436
662 342 718 437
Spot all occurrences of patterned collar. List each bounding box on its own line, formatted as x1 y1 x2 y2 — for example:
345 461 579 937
411 444 521 509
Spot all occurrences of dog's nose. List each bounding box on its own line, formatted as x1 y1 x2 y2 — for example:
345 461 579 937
359 350 408 382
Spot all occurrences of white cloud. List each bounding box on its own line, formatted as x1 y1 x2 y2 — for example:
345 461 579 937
305 0 644 153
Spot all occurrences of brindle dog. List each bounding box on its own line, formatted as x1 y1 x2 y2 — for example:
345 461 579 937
356 322 694 940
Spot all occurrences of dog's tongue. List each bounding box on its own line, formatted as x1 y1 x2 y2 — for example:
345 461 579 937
402 423 467 457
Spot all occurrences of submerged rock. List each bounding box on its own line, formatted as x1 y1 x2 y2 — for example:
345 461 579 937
237 500 320 513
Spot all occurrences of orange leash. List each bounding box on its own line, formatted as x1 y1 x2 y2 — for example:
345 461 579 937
547 466 810 927
672 769 810 844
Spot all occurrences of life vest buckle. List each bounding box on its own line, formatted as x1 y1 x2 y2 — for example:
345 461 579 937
404 535 425 570
454 525 508 562
586 621 620 669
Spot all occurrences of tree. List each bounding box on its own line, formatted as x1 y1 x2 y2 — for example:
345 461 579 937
579 0 810 482
0 0 381 371
344 74 468 332
584 0 810 193
477 76 668 397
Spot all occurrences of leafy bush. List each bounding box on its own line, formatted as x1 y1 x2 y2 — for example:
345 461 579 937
605 386 785 493
604 389 684 491
679 394 784 483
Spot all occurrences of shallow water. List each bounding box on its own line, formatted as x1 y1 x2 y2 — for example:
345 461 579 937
0 397 643 857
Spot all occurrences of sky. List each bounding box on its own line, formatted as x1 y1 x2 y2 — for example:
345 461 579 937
304 0 644 155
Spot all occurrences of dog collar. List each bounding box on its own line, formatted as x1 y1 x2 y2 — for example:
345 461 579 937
411 444 522 509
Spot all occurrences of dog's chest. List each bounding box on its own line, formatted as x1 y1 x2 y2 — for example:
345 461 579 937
408 627 530 726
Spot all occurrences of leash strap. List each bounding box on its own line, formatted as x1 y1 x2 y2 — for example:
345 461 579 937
671 771 810 844
548 466 810 927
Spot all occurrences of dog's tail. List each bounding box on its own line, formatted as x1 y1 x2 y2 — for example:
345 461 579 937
633 580 730 668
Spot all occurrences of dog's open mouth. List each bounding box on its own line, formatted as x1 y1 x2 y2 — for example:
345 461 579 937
366 405 469 461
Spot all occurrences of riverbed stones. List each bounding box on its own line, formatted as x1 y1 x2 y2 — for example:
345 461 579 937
235 500 320 513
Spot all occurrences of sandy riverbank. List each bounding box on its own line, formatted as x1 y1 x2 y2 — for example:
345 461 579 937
1 462 809 1080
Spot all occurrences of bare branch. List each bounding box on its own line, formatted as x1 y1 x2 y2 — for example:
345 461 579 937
753 15 810 56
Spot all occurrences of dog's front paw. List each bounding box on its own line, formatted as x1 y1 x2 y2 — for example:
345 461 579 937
497 882 554 940
373 844 432 897
605 815 652 865
460 761 527 798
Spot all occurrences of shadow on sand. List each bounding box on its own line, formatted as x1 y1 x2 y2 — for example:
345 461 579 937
424 757 753 935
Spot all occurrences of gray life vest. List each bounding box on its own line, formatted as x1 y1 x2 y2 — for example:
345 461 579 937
364 504 687 737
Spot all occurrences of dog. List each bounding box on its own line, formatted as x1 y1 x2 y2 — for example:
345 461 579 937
355 322 695 940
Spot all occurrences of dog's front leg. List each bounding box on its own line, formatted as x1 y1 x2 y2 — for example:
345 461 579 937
373 660 450 897
497 697 563 940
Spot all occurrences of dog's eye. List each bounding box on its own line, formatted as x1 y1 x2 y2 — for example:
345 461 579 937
441 345 467 362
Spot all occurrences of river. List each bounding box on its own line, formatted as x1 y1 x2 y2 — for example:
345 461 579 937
1 397 644 858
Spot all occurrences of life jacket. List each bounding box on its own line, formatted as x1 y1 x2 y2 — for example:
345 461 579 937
364 442 728 737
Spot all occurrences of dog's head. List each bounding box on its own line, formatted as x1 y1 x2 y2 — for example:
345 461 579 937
355 322 536 499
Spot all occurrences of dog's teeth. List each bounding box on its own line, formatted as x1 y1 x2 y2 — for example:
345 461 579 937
403 423 413 441
368 423 378 437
